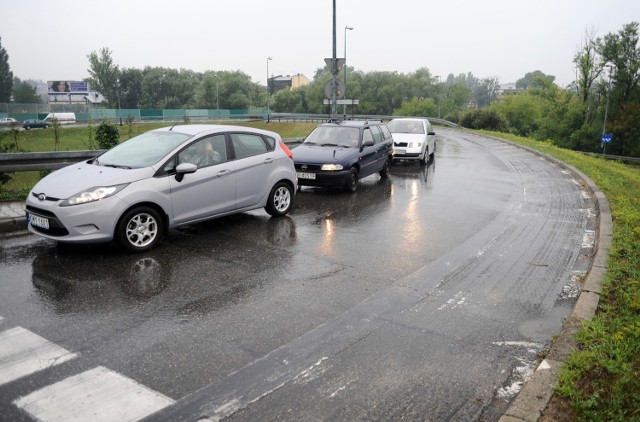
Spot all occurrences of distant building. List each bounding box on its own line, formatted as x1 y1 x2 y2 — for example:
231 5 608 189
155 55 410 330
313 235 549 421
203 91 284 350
269 74 309 93
497 83 521 97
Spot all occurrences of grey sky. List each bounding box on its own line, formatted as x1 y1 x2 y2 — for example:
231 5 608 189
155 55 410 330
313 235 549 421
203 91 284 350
1 0 638 88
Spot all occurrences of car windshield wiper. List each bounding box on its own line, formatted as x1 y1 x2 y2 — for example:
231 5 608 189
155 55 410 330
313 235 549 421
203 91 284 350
321 143 339 147
102 163 132 169
304 141 317 145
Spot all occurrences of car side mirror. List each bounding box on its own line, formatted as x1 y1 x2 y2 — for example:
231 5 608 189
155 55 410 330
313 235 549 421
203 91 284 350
362 139 374 147
428 131 436 136
175 162 197 182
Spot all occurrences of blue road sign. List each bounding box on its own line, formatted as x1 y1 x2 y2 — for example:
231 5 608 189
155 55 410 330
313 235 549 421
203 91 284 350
602 134 613 143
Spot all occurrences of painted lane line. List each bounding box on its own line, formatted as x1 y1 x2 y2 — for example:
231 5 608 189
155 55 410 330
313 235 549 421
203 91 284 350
0 326 77 387
14 366 175 422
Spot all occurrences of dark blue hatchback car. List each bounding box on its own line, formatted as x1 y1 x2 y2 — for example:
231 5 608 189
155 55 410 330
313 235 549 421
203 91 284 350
293 120 394 192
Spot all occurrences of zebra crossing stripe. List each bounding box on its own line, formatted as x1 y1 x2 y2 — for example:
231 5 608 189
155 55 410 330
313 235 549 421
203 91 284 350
0 326 77 387
14 366 175 422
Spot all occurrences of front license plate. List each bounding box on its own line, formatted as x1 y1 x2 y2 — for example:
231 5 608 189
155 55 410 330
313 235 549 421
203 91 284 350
28 213 50 230
297 172 316 180
394 149 406 155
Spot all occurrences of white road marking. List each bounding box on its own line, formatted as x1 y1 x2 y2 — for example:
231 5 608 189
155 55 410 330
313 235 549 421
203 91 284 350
14 366 175 422
0 326 77 387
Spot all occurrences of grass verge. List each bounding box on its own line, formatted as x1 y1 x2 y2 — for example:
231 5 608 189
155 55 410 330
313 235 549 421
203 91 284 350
478 130 640 421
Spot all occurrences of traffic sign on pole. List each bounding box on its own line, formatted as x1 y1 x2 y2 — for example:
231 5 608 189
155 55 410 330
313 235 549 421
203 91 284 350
601 134 613 143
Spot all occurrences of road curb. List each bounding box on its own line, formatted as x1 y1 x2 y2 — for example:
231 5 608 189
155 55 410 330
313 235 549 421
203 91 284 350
476 134 611 422
0 216 27 234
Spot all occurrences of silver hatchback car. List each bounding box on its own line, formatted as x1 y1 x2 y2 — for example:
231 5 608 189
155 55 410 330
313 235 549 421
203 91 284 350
26 125 297 252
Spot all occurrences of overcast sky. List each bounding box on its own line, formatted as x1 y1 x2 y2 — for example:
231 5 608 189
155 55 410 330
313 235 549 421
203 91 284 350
1 0 638 88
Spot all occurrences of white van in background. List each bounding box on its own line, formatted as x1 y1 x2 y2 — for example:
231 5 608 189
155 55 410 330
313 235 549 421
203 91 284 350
43 112 76 125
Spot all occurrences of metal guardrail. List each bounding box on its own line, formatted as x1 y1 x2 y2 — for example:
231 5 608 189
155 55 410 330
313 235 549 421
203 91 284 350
0 150 106 172
0 138 304 173
582 152 640 164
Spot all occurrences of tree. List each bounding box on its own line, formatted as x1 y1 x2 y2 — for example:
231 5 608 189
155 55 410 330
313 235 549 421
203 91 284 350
600 21 640 107
12 78 42 103
0 37 13 102
516 70 555 90
118 68 143 108
86 47 120 107
474 76 501 108
573 27 604 125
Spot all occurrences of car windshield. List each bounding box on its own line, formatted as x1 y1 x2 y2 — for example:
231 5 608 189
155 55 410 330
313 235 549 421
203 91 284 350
304 126 360 148
388 120 424 134
97 131 191 168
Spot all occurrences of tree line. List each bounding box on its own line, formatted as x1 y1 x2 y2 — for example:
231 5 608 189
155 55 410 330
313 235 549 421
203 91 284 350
1 21 638 157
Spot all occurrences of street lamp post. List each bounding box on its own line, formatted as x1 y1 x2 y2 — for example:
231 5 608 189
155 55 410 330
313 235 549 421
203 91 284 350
343 26 353 118
602 64 614 156
116 78 122 126
266 56 272 123
216 76 220 120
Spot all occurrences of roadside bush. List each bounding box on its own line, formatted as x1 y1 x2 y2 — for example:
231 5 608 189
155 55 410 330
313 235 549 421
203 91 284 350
95 120 120 149
459 108 509 132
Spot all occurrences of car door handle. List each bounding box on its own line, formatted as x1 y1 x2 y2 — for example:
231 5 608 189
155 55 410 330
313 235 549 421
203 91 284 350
264 158 274 164
217 169 231 176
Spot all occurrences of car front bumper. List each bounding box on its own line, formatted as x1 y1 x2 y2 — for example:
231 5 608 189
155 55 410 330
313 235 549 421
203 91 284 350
25 194 130 243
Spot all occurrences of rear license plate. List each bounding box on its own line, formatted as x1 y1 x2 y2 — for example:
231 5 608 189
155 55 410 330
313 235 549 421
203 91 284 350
28 213 50 230
394 149 406 155
297 172 316 180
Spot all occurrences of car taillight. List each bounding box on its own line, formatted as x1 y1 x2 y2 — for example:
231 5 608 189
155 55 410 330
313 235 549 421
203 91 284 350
279 141 294 160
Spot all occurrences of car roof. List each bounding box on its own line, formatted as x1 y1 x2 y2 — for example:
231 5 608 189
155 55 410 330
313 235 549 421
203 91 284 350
390 118 429 122
153 124 281 139
318 120 386 128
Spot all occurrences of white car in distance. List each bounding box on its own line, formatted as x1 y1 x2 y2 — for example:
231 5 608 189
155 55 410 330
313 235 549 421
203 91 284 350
388 118 436 165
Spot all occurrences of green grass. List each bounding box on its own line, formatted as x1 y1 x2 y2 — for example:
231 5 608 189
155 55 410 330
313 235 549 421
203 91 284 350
478 130 640 421
0 121 317 200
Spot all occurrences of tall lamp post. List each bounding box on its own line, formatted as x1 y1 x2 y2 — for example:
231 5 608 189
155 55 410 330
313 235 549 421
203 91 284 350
602 64 614 155
343 26 353 118
116 78 122 126
266 56 272 123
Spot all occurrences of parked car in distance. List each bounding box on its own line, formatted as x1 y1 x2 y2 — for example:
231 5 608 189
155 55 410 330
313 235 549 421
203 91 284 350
43 112 76 125
388 118 436 165
26 125 297 252
293 120 394 192
0 117 19 125
22 119 49 130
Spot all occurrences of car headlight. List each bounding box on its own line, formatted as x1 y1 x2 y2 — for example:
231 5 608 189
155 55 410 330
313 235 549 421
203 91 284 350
409 142 423 148
60 184 128 207
321 164 344 171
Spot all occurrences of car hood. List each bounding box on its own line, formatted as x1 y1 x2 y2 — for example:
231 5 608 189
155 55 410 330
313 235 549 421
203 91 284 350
391 133 427 143
293 144 357 164
30 161 155 199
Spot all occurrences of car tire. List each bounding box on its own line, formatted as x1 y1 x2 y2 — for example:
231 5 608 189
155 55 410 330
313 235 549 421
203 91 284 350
116 206 164 253
379 157 391 178
421 148 429 166
25 126 30 130
265 182 293 217
344 168 359 193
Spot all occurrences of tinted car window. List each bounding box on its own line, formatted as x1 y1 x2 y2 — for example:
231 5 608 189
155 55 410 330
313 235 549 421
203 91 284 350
363 128 374 145
380 125 393 140
264 135 276 150
231 133 268 159
371 125 383 144
178 134 227 168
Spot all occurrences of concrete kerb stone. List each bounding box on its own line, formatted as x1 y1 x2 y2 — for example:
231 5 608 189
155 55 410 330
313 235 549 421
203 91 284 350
476 133 611 422
0 201 27 234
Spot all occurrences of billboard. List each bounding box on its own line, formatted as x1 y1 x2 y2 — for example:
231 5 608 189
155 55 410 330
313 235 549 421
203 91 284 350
48 80 90 103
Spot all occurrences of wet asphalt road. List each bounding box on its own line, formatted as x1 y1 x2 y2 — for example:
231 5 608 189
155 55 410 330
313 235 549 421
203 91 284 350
0 129 595 421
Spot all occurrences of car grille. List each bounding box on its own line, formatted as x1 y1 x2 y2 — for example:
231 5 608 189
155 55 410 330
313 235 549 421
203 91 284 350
295 163 322 171
394 142 409 147
26 205 70 236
